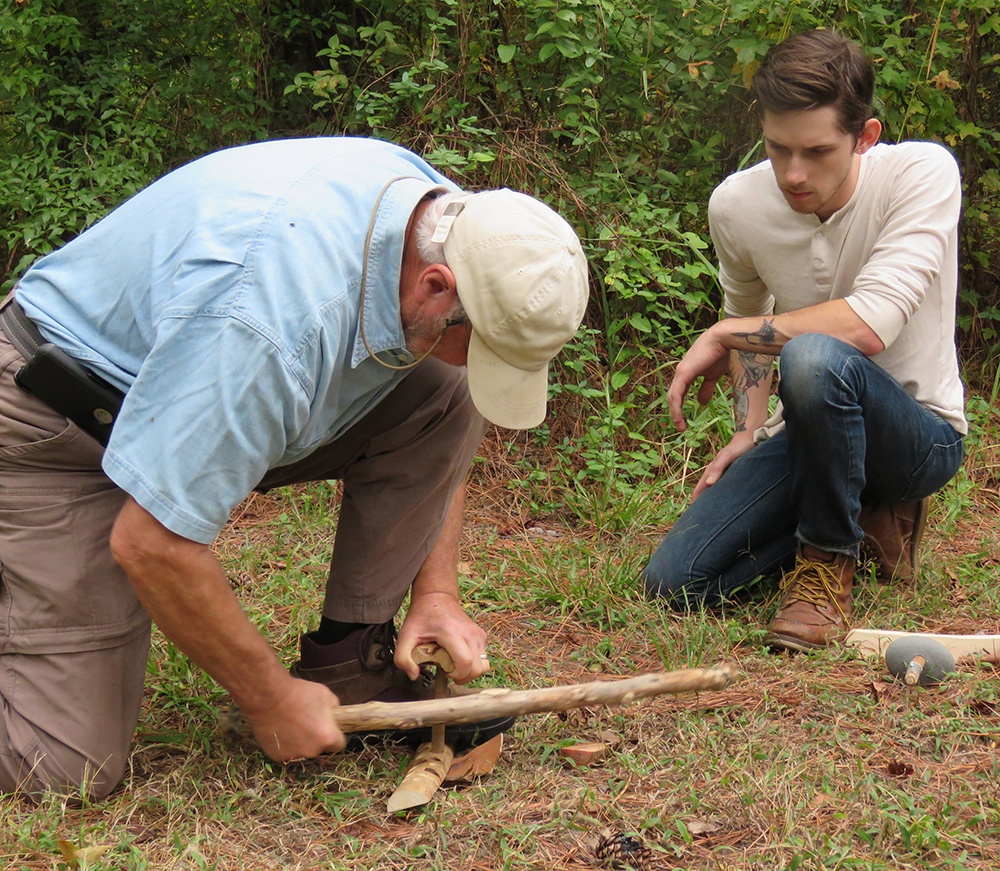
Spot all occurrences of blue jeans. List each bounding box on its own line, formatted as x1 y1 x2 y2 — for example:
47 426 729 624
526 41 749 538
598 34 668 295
643 334 965 608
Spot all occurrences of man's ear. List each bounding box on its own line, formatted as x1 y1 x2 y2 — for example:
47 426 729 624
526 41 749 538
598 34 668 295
416 264 458 310
856 118 882 154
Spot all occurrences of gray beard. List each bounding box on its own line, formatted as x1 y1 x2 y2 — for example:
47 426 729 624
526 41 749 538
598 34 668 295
403 314 444 353
403 300 466 353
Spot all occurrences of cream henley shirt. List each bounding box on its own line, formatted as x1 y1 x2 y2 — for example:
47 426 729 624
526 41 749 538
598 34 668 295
708 140 967 437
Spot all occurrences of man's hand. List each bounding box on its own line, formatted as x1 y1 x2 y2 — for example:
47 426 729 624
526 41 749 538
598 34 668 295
690 430 757 500
245 677 347 762
667 329 732 432
395 591 489 684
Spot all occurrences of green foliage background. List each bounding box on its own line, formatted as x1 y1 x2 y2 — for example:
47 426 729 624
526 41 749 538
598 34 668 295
2 0 998 521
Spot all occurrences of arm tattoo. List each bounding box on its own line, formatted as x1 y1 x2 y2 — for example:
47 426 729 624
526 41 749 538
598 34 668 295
732 318 780 352
733 386 750 433
731 351 774 433
735 351 773 390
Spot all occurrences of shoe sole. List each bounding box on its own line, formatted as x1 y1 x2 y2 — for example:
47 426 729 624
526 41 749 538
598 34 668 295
763 631 827 653
346 714 516 752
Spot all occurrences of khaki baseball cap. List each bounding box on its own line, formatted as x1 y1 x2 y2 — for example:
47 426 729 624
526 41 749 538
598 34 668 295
434 189 589 430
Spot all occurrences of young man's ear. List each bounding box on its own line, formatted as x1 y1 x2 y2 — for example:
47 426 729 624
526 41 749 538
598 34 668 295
855 118 882 154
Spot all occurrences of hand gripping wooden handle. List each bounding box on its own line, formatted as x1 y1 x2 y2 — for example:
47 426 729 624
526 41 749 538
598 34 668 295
339 663 738 733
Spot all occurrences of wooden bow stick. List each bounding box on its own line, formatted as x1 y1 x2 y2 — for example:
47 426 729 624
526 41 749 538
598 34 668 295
344 660 737 735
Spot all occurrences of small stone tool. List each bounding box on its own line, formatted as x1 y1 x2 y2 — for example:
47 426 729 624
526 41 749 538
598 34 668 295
884 636 956 686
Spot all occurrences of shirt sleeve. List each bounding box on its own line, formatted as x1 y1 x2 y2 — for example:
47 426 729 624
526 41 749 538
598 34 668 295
708 179 776 319
845 143 962 348
102 314 312 543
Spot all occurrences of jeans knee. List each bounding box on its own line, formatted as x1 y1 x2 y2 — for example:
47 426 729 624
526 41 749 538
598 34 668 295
778 333 857 407
642 556 711 611
780 333 840 378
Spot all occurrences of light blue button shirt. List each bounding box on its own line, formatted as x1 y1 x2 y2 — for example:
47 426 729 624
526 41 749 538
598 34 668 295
15 137 458 543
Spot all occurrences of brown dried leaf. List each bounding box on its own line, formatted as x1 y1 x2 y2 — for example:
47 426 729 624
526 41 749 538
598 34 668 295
684 818 723 835
931 69 961 90
869 680 892 701
443 733 503 783
886 760 914 778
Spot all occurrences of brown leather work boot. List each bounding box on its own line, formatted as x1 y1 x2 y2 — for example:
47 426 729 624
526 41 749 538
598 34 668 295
858 496 930 582
291 622 427 707
290 621 515 749
764 546 856 652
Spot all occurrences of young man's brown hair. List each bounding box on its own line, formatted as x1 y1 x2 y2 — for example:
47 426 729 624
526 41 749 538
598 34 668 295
752 29 875 136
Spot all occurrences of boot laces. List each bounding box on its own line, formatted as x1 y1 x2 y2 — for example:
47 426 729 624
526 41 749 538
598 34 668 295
779 557 848 620
356 621 396 669
356 621 433 688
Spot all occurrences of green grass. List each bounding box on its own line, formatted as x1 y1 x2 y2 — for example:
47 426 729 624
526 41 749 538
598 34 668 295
3 419 1000 870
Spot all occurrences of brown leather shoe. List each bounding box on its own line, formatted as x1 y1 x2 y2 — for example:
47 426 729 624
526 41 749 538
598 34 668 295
764 546 856 652
291 622 428 706
859 497 930 582
291 621 515 749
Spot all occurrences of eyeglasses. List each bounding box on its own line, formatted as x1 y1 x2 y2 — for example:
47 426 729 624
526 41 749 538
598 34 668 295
443 315 472 342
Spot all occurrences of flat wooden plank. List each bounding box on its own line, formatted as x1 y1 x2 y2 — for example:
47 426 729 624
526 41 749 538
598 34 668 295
844 629 1000 661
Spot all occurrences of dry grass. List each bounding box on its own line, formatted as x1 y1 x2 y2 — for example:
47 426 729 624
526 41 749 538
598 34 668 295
3 424 1000 870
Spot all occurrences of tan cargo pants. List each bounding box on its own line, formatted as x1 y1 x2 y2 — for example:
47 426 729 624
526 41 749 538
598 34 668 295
0 326 485 800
